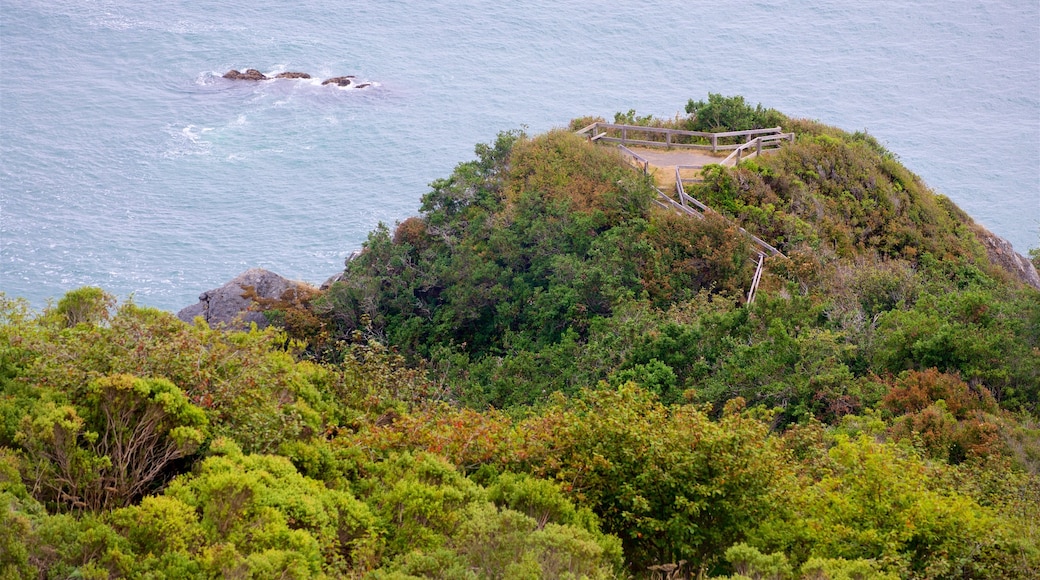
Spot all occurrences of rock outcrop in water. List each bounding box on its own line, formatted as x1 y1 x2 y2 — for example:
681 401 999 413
222 69 372 87
321 76 355 86
222 68 268 81
177 268 316 329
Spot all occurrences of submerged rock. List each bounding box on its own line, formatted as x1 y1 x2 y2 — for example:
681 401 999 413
275 71 311 79
223 68 268 81
177 268 316 329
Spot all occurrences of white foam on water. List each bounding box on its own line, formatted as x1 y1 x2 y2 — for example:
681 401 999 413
161 124 214 158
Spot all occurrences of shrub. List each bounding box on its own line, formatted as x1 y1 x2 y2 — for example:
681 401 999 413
52 286 115 328
506 386 790 573
165 439 380 575
16 374 207 512
685 93 786 133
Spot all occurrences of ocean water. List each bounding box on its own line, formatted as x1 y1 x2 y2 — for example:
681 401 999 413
2 0 1038 312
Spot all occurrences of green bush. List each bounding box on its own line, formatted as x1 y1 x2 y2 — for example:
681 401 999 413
165 438 380 575
16 374 207 512
685 93 786 133
52 286 114 328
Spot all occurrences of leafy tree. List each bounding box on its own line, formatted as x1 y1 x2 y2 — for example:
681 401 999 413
872 287 1040 411
724 543 792 580
880 369 1004 463
2 294 333 455
685 93 786 133
504 387 789 573
17 374 207 512
613 109 657 126
3 100 1040 578
345 450 622 578
52 286 115 328
0 450 38 579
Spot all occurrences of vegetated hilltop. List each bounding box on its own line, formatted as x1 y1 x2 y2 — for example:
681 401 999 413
315 94 1039 418
2 95 1038 579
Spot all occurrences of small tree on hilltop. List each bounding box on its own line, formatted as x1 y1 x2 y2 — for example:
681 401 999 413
685 93 786 133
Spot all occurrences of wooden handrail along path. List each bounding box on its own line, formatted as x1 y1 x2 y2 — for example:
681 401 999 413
718 131 795 166
574 121 792 154
578 121 794 304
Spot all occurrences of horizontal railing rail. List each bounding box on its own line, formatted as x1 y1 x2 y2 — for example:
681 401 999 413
618 144 650 174
576 122 786 152
718 132 795 166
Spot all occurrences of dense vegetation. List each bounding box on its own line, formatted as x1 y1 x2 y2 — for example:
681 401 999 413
3 96 1039 579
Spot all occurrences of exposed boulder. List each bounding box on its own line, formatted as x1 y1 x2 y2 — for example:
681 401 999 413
177 268 316 329
322 76 355 86
223 68 268 81
973 224 1040 290
275 71 312 79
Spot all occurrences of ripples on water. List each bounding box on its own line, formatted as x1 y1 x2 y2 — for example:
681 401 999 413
2 0 1037 311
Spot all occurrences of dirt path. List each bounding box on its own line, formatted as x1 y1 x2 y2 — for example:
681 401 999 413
628 147 727 169
628 147 726 192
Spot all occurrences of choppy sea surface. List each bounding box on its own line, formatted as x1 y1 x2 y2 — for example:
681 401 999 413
2 0 1038 312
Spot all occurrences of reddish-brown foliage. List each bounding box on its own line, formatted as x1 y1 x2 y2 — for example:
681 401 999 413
882 368 995 419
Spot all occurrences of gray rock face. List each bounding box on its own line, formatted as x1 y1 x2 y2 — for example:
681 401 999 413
973 224 1040 290
177 268 314 328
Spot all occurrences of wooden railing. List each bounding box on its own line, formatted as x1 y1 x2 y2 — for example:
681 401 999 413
747 253 766 304
575 121 788 152
674 166 710 212
599 131 788 305
618 145 650 174
718 132 795 166
653 188 703 219
617 145 700 219
615 142 784 258
674 166 783 258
